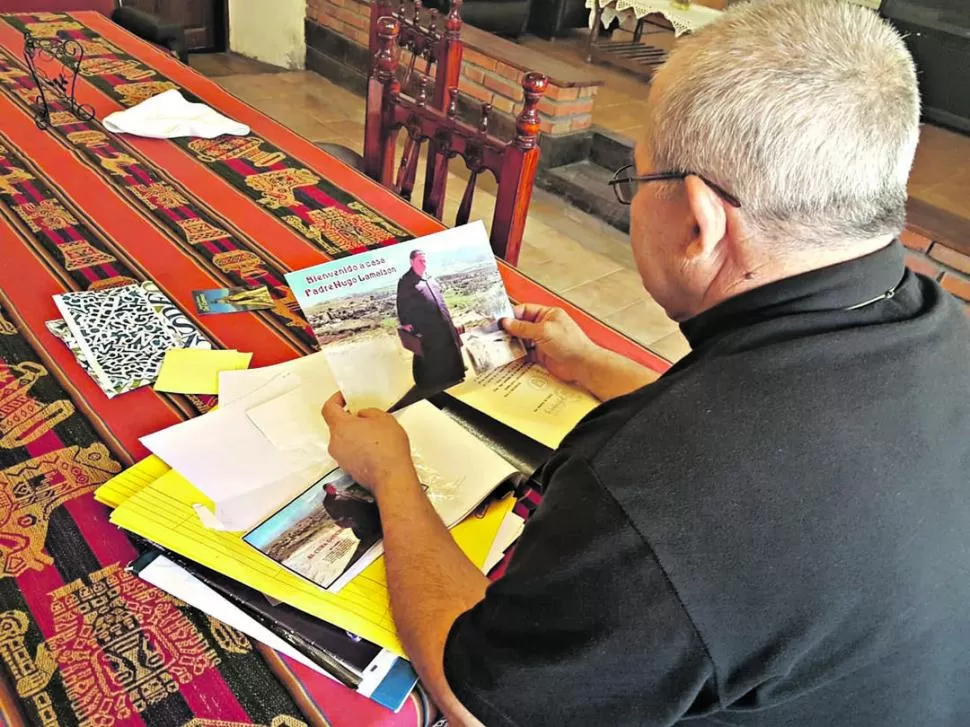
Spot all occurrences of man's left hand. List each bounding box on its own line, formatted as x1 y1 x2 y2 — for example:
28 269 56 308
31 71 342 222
321 393 418 499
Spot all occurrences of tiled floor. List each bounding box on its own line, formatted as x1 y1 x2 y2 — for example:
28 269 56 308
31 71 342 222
190 53 691 363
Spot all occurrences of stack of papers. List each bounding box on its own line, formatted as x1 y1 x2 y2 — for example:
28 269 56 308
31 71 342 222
133 552 421 712
101 463 513 655
98 350 522 654
83 224 604 710
47 281 213 398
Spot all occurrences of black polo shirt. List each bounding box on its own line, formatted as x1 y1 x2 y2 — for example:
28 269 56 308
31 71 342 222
443 241 970 726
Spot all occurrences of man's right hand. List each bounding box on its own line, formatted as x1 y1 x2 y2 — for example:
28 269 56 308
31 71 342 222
501 304 598 385
502 303 662 401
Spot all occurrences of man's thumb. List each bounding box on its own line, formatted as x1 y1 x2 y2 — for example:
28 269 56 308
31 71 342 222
321 392 349 426
501 316 539 340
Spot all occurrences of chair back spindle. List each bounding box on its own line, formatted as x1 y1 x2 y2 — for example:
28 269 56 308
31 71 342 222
455 104 491 227
424 88 461 217
395 74 432 201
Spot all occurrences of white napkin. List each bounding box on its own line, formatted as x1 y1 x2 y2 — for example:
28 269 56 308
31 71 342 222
103 89 250 139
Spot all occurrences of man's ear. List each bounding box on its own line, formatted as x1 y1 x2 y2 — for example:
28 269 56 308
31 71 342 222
683 175 727 260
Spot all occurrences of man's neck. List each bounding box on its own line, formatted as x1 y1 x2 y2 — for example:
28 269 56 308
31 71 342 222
689 234 895 320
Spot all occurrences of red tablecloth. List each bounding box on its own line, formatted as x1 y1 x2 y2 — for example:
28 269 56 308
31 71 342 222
0 11 668 726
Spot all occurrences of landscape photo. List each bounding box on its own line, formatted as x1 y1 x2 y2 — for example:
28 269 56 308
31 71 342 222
244 468 382 591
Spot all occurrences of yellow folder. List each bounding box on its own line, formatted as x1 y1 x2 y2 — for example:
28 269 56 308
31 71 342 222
95 454 170 508
102 460 514 656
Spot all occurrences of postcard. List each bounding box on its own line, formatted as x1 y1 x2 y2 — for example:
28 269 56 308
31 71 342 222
193 285 274 314
284 221 526 412
244 468 383 592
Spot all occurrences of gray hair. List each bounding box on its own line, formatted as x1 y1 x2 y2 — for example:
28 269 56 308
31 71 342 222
645 0 920 246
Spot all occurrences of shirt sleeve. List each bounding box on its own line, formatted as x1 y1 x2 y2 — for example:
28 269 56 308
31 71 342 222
443 453 719 726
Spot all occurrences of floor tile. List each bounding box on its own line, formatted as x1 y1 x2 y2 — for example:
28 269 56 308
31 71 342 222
603 298 679 346
520 235 624 291
557 268 650 318
189 52 284 77
515 241 553 278
324 119 367 142
648 330 692 363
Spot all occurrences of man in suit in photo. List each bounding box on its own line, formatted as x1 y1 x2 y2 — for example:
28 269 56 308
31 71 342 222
395 249 465 394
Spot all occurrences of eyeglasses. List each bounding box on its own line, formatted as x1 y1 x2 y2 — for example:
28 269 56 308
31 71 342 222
608 164 742 208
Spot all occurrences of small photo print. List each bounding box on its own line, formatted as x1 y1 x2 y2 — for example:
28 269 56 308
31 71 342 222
460 321 527 376
243 468 381 591
193 285 275 315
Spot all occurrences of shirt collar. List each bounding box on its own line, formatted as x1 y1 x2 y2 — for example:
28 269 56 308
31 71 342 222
680 240 906 349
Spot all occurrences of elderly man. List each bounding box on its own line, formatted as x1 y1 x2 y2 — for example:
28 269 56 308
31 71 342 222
322 1 970 725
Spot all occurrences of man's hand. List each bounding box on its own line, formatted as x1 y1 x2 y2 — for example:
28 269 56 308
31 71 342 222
321 393 418 499
322 394 489 727
501 304 597 385
502 303 662 401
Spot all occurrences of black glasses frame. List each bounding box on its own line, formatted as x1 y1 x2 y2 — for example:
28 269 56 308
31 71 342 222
608 164 742 208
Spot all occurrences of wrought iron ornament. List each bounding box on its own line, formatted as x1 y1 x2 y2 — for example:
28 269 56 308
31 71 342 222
23 30 95 130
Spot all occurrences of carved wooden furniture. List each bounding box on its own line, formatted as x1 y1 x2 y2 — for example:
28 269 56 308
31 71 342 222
4 1 188 61
319 0 464 170
364 16 548 264
369 0 464 110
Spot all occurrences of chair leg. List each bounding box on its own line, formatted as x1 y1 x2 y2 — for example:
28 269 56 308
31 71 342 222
170 28 188 64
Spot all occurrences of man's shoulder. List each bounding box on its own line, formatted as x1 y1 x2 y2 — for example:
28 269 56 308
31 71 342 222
557 366 707 467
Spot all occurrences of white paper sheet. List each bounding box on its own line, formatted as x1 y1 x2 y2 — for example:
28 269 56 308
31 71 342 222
483 512 525 573
140 372 321 529
219 351 337 405
246 386 333 460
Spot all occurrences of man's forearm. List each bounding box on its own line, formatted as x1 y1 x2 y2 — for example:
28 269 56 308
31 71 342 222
577 346 660 401
377 469 489 726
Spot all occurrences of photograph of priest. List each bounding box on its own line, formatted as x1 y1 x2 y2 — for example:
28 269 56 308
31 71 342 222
395 249 465 395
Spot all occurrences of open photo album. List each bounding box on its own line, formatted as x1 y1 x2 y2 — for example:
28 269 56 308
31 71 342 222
241 399 520 593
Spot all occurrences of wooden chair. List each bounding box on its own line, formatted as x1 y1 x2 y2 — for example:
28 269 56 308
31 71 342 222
318 0 463 170
364 16 548 264
369 0 464 110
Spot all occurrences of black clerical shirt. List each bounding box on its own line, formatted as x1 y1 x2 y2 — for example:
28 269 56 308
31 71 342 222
443 241 970 726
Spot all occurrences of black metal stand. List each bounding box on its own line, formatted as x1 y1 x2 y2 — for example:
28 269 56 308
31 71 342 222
23 30 95 131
